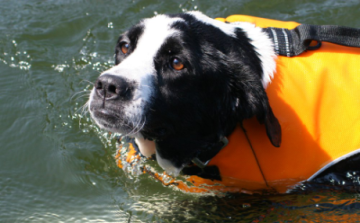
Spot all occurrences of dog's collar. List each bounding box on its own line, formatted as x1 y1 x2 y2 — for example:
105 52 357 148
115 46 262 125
122 135 228 170
191 137 228 169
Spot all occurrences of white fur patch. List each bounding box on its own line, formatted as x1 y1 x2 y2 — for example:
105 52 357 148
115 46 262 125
188 11 237 37
230 22 277 88
135 136 156 158
156 150 183 177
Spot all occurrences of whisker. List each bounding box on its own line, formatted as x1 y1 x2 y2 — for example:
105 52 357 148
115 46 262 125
127 117 141 136
80 79 95 85
71 90 91 101
79 101 90 115
136 117 146 134
127 116 146 136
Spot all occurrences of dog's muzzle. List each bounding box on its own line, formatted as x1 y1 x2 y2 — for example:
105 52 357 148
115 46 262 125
89 72 140 133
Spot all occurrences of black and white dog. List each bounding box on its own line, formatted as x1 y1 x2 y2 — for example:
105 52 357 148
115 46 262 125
88 11 283 176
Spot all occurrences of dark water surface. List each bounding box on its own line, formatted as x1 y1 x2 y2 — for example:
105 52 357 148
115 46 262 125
1 0 360 222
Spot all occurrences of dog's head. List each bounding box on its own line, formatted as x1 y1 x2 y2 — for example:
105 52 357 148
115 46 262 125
89 12 281 176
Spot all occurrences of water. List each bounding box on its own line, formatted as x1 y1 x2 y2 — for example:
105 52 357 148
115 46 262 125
1 0 360 222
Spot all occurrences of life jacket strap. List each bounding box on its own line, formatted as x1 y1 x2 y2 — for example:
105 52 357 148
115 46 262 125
263 24 360 57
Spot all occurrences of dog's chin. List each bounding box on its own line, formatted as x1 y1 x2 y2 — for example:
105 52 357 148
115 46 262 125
90 108 139 135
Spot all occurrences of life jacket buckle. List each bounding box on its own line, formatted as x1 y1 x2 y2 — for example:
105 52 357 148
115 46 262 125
191 158 210 169
307 40 322 51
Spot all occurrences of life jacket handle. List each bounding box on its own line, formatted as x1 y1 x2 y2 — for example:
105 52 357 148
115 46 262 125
263 24 360 57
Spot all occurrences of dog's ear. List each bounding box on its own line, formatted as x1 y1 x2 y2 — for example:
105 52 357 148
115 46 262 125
253 97 282 147
231 74 281 147
262 106 281 147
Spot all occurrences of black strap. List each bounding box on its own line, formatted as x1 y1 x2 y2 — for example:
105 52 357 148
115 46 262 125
263 24 360 57
191 137 228 168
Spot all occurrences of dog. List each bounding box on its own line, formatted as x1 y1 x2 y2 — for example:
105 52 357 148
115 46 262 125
88 12 360 193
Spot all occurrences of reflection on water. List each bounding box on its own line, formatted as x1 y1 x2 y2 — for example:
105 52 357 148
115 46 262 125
1 0 360 222
112 181 360 222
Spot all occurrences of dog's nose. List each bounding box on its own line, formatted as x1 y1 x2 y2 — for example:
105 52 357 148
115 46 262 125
95 74 133 100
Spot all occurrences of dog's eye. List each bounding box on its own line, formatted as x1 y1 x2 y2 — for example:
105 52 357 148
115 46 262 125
171 58 184 70
120 42 130 55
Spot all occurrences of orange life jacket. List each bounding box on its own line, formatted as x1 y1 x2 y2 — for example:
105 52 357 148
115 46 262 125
116 15 360 195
